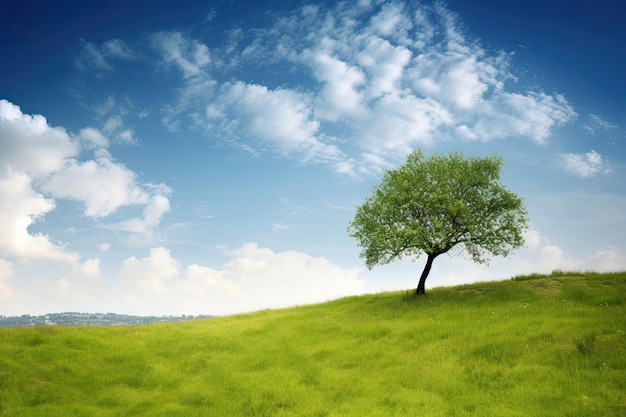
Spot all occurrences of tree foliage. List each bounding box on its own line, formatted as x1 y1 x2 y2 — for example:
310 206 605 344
348 150 529 295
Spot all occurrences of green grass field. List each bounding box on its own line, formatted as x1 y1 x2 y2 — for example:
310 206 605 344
1 272 624 416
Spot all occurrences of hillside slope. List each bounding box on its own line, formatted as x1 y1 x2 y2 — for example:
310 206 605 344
1 272 624 416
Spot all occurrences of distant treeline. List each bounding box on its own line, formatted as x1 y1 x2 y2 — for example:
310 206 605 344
0 312 213 327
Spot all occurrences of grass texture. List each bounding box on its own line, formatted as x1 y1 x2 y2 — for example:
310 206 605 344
0 272 624 416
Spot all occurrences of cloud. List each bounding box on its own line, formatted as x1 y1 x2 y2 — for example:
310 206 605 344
510 228 626 274
153 1 576 175
0 99 172 266
0 99 78 177
108 185 172 235
151 31 211 78
533 245 626 273
76 38 136 73
268 1 575 151
207 81 342 163
0 101 80 264
583 114 618 134
558 150 612 178
43 150 149 217
91 96 140 145
272 223 289 232
423 228 626 290
79 258 102 278
0 171 80 264
79 127 109 149
0 259 15 299
120 243 365 315
470 92 576 143
122 247 181 294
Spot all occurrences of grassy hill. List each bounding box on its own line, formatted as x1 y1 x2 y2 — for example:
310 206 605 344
1 272 624 416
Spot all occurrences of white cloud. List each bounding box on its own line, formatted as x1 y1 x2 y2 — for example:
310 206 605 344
43 150 149 218
78 127 109 149
509 228 626 275
122 247 181 294
103 115 123 134
79 258 102 278
272 223 289 232
246 1 575 170
102 39 135 60
76 38 135 73
92 96 139 147
369 1 412 39
109 187 172 235
152 32 211 78
421 233 626 291
120 243 365 315
471 92 576 143
0 259 15 299
0 99 172 267
0 171 79 264
558 150 612 178
358 93 452 155
153 2 577 175
583 114 618 134
308 51 367 120
0 99 78 177
532 245 626 274
209 81 342 162
357 36 412 98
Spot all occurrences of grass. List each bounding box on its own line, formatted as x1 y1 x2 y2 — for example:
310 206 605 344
0 271 624 416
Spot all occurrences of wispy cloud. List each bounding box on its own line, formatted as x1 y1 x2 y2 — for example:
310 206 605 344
582 114 621 147
583 114 618 134
558 150 612 178
148 1 576 175
76 39 136 73
151 31 211 78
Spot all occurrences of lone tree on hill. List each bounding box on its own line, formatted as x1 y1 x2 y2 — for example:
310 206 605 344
348 150 529 296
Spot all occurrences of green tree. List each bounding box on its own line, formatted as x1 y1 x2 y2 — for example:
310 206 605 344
348 150 529 295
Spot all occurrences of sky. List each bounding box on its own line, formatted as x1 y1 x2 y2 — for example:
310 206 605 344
1 0 624 316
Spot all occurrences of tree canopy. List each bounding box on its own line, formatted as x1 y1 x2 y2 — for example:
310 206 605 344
348 150 529 295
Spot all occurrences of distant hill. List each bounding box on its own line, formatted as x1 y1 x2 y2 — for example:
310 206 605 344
0 312 213 327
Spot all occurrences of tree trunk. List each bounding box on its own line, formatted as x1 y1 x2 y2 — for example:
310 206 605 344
415 253 437 296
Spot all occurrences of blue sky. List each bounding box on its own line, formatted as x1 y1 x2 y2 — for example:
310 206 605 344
1 0 624 316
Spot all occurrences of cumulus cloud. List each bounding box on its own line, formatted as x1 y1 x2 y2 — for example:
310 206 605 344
155 1 576 175
121 243 365 315
108 185 172 236
0 99 78 177
43 150 148 217
122 247 181 294
207 81 342 162
0 99 171 266
0 171 79 264
558 150 612 178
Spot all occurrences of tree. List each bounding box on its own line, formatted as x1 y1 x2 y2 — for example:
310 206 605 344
348 150 529 296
